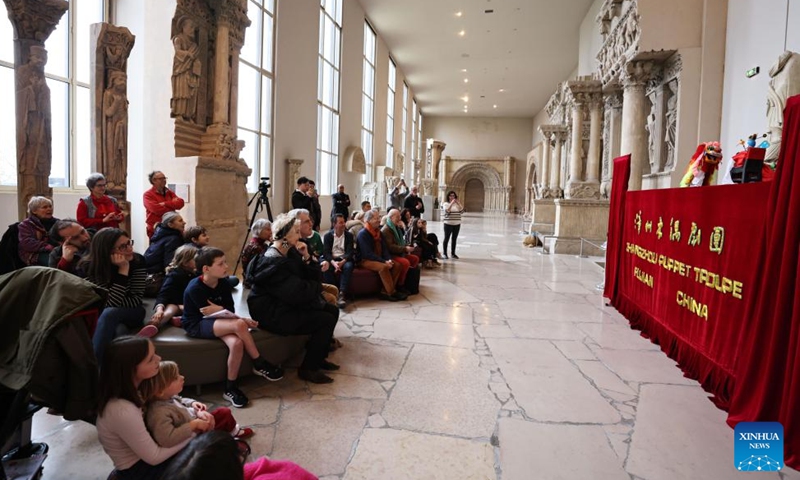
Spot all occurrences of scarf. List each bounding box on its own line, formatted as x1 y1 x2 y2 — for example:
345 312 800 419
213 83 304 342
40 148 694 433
365 222 383 256
385 218 405 247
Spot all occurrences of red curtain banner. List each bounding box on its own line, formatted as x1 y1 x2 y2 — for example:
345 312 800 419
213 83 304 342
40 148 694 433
603 155 631 303
727 94 800 470
612 181 770 406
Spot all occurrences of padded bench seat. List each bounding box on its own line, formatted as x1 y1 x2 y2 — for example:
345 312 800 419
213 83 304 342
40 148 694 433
152 326 309 387
348 267 382 296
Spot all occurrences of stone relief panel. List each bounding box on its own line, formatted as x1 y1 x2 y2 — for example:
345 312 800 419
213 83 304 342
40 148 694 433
343 145 367 174
596 0 640 86
766 51 800 165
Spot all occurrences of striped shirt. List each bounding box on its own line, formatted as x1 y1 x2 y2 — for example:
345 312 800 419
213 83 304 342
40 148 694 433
442 201 464 225
86 256 146 308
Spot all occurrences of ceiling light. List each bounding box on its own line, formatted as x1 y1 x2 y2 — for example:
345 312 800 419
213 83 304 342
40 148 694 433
461 69 467 73
461 96 469 102
493 104 497 109
459 30 466 36
499 89 505 93
456 11 462 17
463 78 469 83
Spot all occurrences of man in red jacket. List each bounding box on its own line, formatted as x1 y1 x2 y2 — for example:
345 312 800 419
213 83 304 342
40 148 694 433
143 171 185 238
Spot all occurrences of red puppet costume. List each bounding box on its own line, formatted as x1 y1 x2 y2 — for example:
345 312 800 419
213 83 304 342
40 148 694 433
680 141 723 187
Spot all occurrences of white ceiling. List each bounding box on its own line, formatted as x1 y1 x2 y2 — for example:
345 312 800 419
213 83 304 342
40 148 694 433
357 0 595 118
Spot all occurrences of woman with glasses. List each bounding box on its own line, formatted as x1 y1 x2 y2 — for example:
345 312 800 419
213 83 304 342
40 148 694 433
77 173 125 230
80 228 148 362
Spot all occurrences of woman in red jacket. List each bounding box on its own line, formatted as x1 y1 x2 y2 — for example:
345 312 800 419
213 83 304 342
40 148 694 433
77 173 124 230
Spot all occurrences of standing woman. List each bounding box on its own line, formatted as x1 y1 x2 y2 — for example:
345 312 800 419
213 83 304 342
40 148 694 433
441 190 464 259
80 228 148 362
77 173 125 230
97 336 199 480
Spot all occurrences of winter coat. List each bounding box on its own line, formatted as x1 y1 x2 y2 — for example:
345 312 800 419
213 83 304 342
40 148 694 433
144 225 184 274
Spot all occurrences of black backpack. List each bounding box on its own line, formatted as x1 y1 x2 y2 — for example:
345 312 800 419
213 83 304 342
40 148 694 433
0 223 25 275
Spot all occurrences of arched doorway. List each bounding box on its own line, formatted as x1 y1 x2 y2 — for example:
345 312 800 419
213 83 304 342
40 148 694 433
464 178 485 212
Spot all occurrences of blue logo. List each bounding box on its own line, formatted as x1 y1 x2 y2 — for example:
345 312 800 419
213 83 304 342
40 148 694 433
734 422 783 471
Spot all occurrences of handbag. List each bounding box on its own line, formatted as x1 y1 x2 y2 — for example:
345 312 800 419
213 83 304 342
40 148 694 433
144 272 164 298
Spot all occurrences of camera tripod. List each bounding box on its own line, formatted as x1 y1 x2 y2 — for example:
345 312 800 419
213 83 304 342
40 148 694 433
233 177 273 276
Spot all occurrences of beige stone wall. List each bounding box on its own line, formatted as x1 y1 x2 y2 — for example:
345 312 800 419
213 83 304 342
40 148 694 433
552 199 609 255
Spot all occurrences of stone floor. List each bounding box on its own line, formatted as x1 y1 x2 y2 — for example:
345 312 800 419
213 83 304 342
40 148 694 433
27 213 800 479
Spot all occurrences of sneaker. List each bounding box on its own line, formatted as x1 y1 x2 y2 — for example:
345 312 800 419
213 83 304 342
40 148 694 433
319 360 340 371
336 294 347 309
137 325 158 338
442 253 449 259
451 254 460 259
379 292 400 302
253 361 284 381
298 369 334 384
223 387 249 408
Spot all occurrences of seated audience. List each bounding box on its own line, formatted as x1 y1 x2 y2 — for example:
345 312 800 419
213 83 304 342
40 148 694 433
48 218 91 274
77 173 124 230
80 228 147 363
182 247 284 408
18 196 57 266
322 214 354 308
184 225 209 249
143 170 185 238
356 209 405 302
96 337 191 480
346 211 366 239
149 245 198 331
144 211 186 274
246 214 340 384
381 208 420 290
307 180 322 232
399 207 413 229
360 200 372 213
139 360 253 448
158 430 317 480
290 208 338 306
406 218 440 268
241 219 272 285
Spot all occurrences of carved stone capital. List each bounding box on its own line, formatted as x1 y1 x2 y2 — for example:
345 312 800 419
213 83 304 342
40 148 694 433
3 0 68 43
565 181 601 200
603 82 624 109
622 59 658 89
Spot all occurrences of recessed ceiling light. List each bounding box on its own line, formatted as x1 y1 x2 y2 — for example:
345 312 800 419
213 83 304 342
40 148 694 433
461 69 467 73
461 96 469 102
459 30 466 36
499 89 505 93
493 104 497 109
463 78 469 83
456 11 462 17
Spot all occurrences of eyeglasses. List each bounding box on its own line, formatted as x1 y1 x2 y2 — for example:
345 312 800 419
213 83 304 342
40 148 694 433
114 240 134 251
95 183 107 187
153 176 167 181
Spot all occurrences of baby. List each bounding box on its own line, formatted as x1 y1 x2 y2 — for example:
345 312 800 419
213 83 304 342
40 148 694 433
139 361 253 448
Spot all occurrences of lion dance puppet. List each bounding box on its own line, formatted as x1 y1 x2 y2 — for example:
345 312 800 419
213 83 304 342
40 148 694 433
680 141 723 187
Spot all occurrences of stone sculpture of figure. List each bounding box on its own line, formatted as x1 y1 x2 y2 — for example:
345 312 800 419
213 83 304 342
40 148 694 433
765 51 800 165
16 46 52 196
103 71 128 190
664 82 678 170
646 105 657 171
171 16 201 122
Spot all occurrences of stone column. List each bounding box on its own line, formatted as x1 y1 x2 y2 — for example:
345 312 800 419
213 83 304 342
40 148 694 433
601 83 623 197
538 125 559 198
212 23 231 125
568 101 584 186
587 99 603 182
549 127 567 198
620 59 655 191
286 158 303 207
5 0 68 220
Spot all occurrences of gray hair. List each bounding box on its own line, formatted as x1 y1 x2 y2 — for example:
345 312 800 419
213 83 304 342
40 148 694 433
251 218 272 237
27 196 52 215
161 211 181 227
286 208 310 221
364 209 381 223
86 173 106 189
272 213 299 240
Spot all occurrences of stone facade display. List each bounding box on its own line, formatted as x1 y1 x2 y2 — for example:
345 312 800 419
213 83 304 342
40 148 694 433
285 158 304 206
441 157 515 213
5 0 68 219
343 145 367 174
765 51 800 165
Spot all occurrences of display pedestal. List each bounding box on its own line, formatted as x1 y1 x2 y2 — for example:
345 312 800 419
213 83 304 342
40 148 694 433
552 199 609 255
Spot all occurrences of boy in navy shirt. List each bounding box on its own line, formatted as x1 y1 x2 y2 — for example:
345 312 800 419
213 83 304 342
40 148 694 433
183 247 283 407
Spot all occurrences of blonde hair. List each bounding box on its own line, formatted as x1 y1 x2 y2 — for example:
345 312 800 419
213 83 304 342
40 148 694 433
166 244 198 274
139 360 180 403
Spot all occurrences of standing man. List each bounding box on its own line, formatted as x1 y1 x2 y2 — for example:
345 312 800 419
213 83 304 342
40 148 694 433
403 185 425 218
308 180 322 232
143 171 185 239
331 184 351 221
291 176 313 212
322 214 354 308
388 178 408 210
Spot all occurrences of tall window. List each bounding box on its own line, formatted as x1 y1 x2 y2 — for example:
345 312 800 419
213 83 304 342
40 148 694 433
0 0 106 188
401 81 408 170
316 0 342 195
418 112 423 160
361 22 376 183
385 59 396 172
411 99 417 161
238 0 277 193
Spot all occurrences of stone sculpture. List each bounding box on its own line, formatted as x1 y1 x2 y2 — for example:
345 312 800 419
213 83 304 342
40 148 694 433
103 71 128 189
765 51 800 165
16 46 51 200
171 16 202 122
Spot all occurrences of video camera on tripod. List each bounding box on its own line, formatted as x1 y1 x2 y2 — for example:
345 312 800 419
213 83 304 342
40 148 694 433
234 177 274 276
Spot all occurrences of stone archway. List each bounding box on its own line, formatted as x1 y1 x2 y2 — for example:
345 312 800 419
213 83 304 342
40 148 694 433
464 178 485 212
448 162 509 212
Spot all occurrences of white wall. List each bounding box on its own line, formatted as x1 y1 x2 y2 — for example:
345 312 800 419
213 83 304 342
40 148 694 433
423 116 533 211
578 0 604 77
719 0 799 181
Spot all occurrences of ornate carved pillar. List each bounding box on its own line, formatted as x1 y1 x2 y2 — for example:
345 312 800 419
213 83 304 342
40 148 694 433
91 23 135 232
620 59 655 191
5 0 68 220
538 125 559 198
587 99 603 182
549 127 568 198
568 100 584 186
286 158 304 206
428 139 446 185
601 83 623 197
